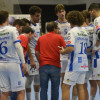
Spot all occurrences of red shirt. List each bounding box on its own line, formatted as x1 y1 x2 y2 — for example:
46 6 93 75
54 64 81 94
18 34 29 57
35 32 66 68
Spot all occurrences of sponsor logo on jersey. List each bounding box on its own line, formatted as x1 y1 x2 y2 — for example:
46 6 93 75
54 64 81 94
77 32 87 36
67 41 71 44
0 32 9 36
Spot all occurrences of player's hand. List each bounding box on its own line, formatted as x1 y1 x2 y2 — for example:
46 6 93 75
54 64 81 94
24 71 29 76
58 46 65 54
22 63 27 74
92 50 96 55
30 60 36 68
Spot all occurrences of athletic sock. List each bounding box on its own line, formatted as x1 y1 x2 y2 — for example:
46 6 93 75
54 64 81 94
72 96 77 100
26 92 31 100
90 95 95 100
34 92 39 100
7 96 11 100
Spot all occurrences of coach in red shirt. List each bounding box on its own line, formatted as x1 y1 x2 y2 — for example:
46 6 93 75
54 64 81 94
35 21 66 100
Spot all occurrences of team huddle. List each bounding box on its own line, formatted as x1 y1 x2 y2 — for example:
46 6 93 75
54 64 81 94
0 3 100 100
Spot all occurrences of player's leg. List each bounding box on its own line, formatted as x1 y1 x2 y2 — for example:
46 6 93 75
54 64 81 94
62 71 78 100
89 80 97 100
76 72 86 100
1 92 10 100
96 80 100 94
25 76 33 100
62 84 71 100
84 83 89 100
72 85 78 100
33 75 40 100
76 84 85 100
17 90 25 100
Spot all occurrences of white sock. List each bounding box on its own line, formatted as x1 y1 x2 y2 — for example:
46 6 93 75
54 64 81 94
7 96 11 100
26 92 31 100
90 96 95 100
34 92 39 100
72 96 77 100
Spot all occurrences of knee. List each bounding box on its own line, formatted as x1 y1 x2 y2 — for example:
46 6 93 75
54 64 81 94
62 83 70 90
2 91 11 96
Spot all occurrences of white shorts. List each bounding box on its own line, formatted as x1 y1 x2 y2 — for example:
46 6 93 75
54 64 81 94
85 70 93 83
63 71 86 86
0 63 25 92
26 53 39 75
92 59 100 80
61 60 68 73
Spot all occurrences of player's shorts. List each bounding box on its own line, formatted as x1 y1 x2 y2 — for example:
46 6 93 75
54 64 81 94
25 74 40 88
85 60 93 82
85 70 93 83
61 60 68 73
0 63 25 92
26 53 39 75
63 71 86 86
92 59 100 80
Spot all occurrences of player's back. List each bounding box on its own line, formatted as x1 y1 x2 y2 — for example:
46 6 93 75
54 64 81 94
66 27 89 71
0 25 20 63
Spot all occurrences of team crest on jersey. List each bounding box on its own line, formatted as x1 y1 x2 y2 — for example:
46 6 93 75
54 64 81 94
67 41 71 44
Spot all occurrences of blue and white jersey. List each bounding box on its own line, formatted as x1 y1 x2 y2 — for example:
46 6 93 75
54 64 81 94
56 20 71 60
65 27 89 71
93 16 100 59
0 25 21 63
82 26 93 70
30 23 41 54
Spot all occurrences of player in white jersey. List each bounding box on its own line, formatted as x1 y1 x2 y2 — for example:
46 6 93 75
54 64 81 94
25 6 42 100
72 10 94 100
88 3 100 100
60 11 90 100
0 10 27 100
55 4 71 85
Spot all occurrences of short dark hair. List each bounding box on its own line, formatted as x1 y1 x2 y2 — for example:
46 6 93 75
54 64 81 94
13 19 25 26
22 26 34 34
0 10 9 25
55 4 65 13
81 10 90 22
29 6 42 15
67 10 84 26
46 21 58 32
88 3 100 11
21 18 30 26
